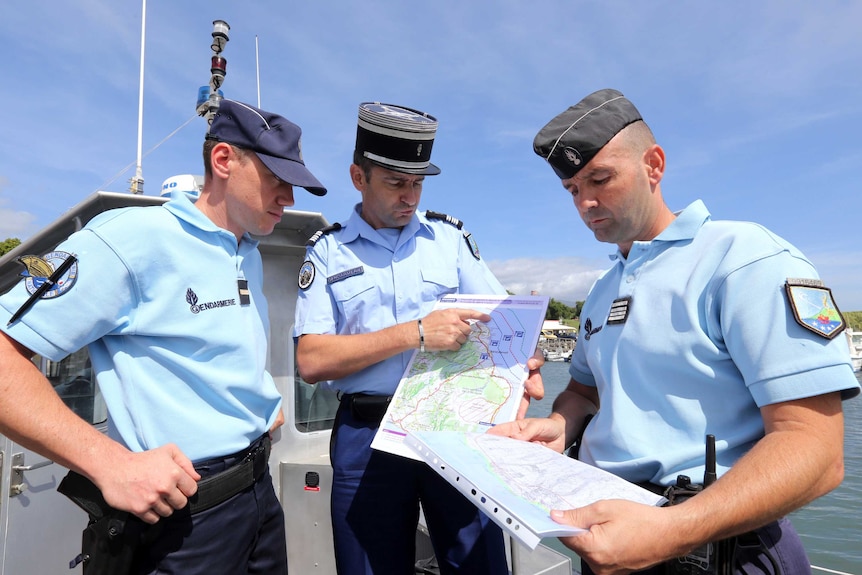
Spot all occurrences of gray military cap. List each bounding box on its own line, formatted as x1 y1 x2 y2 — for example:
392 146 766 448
533 88 642 179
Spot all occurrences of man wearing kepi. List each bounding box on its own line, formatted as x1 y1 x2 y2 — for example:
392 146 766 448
0 99 326 573
491 89 860 575
294 102 529 574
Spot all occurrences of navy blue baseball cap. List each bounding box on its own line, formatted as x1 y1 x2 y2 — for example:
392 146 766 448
533 89 642 180
208 99 327 196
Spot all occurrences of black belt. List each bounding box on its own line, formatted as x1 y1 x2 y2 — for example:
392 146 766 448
340 393 393 423
187 434 271 514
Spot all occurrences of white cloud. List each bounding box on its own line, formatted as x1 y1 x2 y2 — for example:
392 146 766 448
0 206 37 240
487 257 604 305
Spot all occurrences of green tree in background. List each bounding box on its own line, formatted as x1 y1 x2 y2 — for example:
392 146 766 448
0 237 21 257
844 311 862 331
546 298 583 324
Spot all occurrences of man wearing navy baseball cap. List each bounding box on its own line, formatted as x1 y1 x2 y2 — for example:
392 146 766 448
294 102 545 574
207 99 327 197
491 88 859 575
0 99 326 573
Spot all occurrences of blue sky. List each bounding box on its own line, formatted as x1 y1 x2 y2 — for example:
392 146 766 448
1 1 860 310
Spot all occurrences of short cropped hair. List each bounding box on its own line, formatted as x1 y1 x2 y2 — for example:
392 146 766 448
203 139 249 177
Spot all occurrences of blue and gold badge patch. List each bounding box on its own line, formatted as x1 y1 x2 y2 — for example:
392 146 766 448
18 251 78 298
785 278 845 339
298 260 315 290
464 231 481 260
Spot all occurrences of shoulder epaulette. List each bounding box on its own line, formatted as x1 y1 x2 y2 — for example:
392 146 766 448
426 210 482 261
306 223 342 247
425 210 463 230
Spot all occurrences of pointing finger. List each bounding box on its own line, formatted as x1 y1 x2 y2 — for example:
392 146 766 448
455 308 492 323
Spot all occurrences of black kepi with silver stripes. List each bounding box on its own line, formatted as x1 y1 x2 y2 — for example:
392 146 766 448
355 102 441 175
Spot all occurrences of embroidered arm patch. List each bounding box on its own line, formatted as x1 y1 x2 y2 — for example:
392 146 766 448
785 278 845 339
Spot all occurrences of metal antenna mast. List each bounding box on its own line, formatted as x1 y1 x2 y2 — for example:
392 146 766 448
196 20 230 125
130 0 147 194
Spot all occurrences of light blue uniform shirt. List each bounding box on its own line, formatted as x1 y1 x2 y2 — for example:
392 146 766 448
571 200 860 485
294 204 505 395
0 192 282 461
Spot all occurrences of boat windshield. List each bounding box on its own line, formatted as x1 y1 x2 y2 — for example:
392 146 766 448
43 349 107 425
293 361 339 432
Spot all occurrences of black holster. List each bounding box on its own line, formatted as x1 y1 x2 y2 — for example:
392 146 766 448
662 476 734 575
57 471 157 575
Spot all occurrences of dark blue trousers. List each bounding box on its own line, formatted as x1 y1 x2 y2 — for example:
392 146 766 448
136 448 287 574
580 517 810 575
330 403 508 575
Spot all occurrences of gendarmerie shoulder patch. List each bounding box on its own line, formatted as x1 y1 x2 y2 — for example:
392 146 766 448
298 260 315 290
785 278 845 339
426 210 481 260
17 251 78 298
306 223 342 247
463 231 481 260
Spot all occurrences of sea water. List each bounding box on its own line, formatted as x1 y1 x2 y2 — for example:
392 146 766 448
525 362 862 574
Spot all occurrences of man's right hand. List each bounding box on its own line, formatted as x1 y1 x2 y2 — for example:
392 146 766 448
95 444 200 524
487 413 569 454
420 308 491 351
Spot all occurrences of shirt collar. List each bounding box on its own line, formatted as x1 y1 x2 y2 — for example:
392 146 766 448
163 190 259 251
340 203 430 247
655 199 710 242
610 199 711 261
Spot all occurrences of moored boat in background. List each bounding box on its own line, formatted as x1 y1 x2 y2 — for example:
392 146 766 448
845 327 862 372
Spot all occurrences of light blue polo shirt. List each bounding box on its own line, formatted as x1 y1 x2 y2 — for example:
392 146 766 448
0 192 281 461
294 204 505 395
570 200 860 485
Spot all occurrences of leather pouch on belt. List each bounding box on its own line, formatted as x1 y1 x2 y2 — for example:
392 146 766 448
350 394 392 422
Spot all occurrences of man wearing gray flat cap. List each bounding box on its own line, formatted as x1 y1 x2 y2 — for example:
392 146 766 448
294 102 545 574
492 88 859 575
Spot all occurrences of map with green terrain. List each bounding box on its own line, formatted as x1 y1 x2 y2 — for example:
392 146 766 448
371 294 548 460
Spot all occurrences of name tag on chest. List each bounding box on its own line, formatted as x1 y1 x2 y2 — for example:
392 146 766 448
327 266 364 284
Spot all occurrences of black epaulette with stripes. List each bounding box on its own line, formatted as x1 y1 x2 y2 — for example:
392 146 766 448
306 223 342 247
425 210 482 260
425 210 463 230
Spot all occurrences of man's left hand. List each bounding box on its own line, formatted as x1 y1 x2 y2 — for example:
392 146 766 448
551 500 684 575
518 349 545 419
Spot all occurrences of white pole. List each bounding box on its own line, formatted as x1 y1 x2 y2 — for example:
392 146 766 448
255 35 261 108
132 0 146 194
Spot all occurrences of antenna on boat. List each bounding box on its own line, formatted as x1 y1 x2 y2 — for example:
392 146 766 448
255 35 261 108
196 20 230 125
129 0 147 194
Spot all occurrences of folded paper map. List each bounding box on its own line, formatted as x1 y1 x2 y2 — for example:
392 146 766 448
406 431 667 550
371 294 548 460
